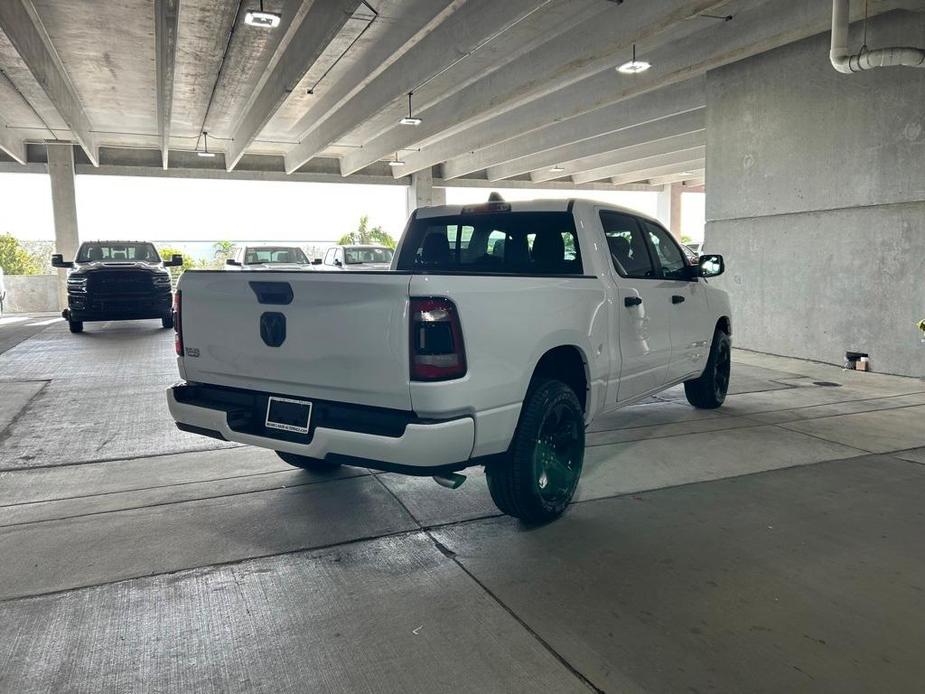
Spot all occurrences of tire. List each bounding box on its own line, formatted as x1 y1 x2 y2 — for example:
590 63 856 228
68 320 84 333
276 451 341 472
161 313 174 329
485 379 585 523
684 328 731 409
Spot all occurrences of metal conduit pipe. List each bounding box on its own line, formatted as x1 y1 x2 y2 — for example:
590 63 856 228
830 0 925 73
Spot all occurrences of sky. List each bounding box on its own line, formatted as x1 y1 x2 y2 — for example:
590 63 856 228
0 172 704 259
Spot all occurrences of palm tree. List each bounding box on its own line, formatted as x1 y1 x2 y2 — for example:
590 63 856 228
211 240 235 268
338 215 395 248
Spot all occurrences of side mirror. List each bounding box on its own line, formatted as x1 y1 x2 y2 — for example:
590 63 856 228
698 254 724 278
225 258 241 266
164 254 184 267
333 258 343 267
51 254 74 269
311 258 322 265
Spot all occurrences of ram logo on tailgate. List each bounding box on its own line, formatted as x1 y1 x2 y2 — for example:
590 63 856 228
260 312 287 347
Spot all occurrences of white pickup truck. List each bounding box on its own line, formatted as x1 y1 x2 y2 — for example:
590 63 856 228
167 199 731 522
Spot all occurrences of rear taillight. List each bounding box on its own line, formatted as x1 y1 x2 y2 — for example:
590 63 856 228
173 290 183 356
410 297 466 381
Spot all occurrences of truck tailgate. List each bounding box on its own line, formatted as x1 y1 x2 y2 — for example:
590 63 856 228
178 271 412 410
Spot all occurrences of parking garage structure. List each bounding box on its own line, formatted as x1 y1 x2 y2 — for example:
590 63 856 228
1 1 924 691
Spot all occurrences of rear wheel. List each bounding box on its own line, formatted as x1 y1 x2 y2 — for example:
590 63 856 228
684 328 731 409
68 320 84 333
161 313 174 329
485 379 584 523
276 451 341 472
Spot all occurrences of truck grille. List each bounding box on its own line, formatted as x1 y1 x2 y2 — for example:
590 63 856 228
87 270 153 295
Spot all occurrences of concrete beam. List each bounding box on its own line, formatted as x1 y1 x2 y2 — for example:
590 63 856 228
0 0 98 166
607 158 706 187
47 142 79 310
0 119 26 164
286 0 457 143
346 0 722 176
418 77 705 180
3 142 662 191
504 108 705 183
647 171 705 186
398 0 903 177
527 123 705 184
573 147 705 185
225 0 359 171
656 183 684 239
437 177 659 193
284 0 549 174
406 168 445 216
155 0 180 170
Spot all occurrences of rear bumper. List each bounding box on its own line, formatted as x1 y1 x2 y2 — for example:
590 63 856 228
166 383 476 473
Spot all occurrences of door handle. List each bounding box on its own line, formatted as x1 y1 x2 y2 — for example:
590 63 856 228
672 295 685 304
624 296 643 307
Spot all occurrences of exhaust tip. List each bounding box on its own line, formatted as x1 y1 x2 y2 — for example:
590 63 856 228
433 473 466 490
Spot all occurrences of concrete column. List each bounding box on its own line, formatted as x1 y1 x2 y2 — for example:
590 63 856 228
47 142 79 311
656 182 683 239
405 167 445 217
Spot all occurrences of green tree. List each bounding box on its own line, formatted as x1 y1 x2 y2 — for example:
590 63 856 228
0 234 41 275
681 235 693 245
21 240 54 274
210 240 236 269
156 246 197 281
338 215 395 248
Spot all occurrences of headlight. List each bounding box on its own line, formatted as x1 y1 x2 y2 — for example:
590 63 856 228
153 273 172 287
67 276 87 293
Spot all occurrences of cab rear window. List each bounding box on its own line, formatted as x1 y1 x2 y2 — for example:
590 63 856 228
396 212 582 275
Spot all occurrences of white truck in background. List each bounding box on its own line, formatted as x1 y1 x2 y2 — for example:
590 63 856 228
320 244 394 270
224 245 315 271
167 199 731 522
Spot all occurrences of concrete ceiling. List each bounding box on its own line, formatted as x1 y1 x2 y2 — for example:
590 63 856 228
0 0 916 187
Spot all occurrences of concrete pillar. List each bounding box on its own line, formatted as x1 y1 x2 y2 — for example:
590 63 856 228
405 167 445 217
656 182 684 239
47 142 79 311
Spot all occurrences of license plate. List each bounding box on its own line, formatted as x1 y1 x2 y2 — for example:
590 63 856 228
265 396 312 434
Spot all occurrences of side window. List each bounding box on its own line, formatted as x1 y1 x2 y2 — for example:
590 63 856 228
487 230 506 259
323 248 335 265
599 211 656 280
641 221 688 281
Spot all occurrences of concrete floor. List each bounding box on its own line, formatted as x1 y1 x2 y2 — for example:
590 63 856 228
1 318 924 692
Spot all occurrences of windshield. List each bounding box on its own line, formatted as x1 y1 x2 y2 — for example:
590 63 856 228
76 242 160 263
344 247 393 264
396 212 582 275
244 247 309 264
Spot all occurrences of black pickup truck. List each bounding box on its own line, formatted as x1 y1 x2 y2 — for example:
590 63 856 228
52 241 183 333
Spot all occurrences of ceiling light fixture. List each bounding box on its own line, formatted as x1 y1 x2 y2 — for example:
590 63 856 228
617 44 651 74
196 131 216 158
388 152 405 167
400 92 422 126
245 1 281 28
549 165 565 173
